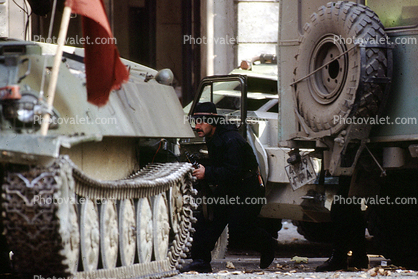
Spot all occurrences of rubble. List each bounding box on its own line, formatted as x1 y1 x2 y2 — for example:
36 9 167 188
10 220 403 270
174 264 418 278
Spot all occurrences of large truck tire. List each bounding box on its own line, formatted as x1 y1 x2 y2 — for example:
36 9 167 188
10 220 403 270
366 170 418 270
294 1 390 134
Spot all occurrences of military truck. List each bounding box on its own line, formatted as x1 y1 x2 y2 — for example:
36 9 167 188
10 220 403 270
185 0 418 269
0 3 197 279
278 0 418 269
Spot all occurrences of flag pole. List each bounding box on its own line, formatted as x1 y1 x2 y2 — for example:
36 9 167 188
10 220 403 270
40 6 72 136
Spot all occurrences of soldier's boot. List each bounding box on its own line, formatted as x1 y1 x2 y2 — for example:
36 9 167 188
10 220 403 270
348 254 369 270
180 259 212 273
259 244 275 268
315 250 347 272
259 236 277 269
348 222 368 269
348 246 369 270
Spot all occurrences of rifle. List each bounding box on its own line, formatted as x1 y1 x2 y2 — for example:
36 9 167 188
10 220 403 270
184 151 200 170
184 151 212 193
184 151 214 220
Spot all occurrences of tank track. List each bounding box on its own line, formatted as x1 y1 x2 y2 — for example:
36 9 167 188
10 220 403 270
1 156 196 279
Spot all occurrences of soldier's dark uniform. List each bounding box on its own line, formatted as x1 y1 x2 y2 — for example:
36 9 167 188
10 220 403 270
316 176 368 271
181 102 276 273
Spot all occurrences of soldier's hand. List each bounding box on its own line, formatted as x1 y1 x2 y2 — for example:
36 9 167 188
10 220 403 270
192 164 205 180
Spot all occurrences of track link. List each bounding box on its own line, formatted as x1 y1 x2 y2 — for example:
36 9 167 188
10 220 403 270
1 156 195 278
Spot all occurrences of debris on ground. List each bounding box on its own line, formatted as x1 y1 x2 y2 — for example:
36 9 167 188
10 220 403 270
226 261 236 269
290 256 309 264
367 267 391 276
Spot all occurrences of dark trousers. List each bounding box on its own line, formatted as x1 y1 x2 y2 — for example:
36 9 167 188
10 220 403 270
331 176 366 255
191 191 272 263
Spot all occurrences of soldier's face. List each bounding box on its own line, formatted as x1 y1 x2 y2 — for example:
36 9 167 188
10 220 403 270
195 121 215 138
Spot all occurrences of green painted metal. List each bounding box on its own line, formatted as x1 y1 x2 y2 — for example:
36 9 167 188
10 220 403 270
0 40 194 165
32 43 193 138
278 0 418 144
370 33 418 141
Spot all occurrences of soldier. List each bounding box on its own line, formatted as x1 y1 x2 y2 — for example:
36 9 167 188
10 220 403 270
181 102 276 273
316 175 369 271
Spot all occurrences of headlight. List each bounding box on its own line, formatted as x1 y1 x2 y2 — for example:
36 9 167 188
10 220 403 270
3 94 37 123
16 102 35 123
2 93 59 130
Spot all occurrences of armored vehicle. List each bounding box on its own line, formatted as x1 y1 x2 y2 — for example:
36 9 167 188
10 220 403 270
0 5 197 279
185 0 418 270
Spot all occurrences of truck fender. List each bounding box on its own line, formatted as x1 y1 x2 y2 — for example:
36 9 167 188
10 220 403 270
246 125 269 183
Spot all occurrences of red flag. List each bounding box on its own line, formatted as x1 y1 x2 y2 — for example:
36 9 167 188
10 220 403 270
65 0 129 106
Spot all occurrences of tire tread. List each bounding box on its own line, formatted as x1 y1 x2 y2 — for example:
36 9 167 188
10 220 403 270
295 1 390 134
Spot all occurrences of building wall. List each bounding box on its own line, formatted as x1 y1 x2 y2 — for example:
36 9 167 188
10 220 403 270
112 0 183 88
201 0 279 76
236 0 279 64
112 0 130 59
0 0 31 40
155 0 183 87
200 0 236 77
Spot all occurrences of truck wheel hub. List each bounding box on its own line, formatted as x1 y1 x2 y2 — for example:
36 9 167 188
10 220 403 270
309 35 348 105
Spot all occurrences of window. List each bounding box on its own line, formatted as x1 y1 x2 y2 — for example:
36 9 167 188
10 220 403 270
366 0 418 28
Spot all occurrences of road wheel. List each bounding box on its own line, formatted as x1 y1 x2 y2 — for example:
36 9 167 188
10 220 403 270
153 193 170 261
119 199 136 266
136 198 153 263
294 1 390 135
99 200 118 269
79 199 99 271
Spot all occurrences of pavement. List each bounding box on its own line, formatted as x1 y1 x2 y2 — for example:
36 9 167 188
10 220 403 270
172 220 418 278
174 253 417 278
